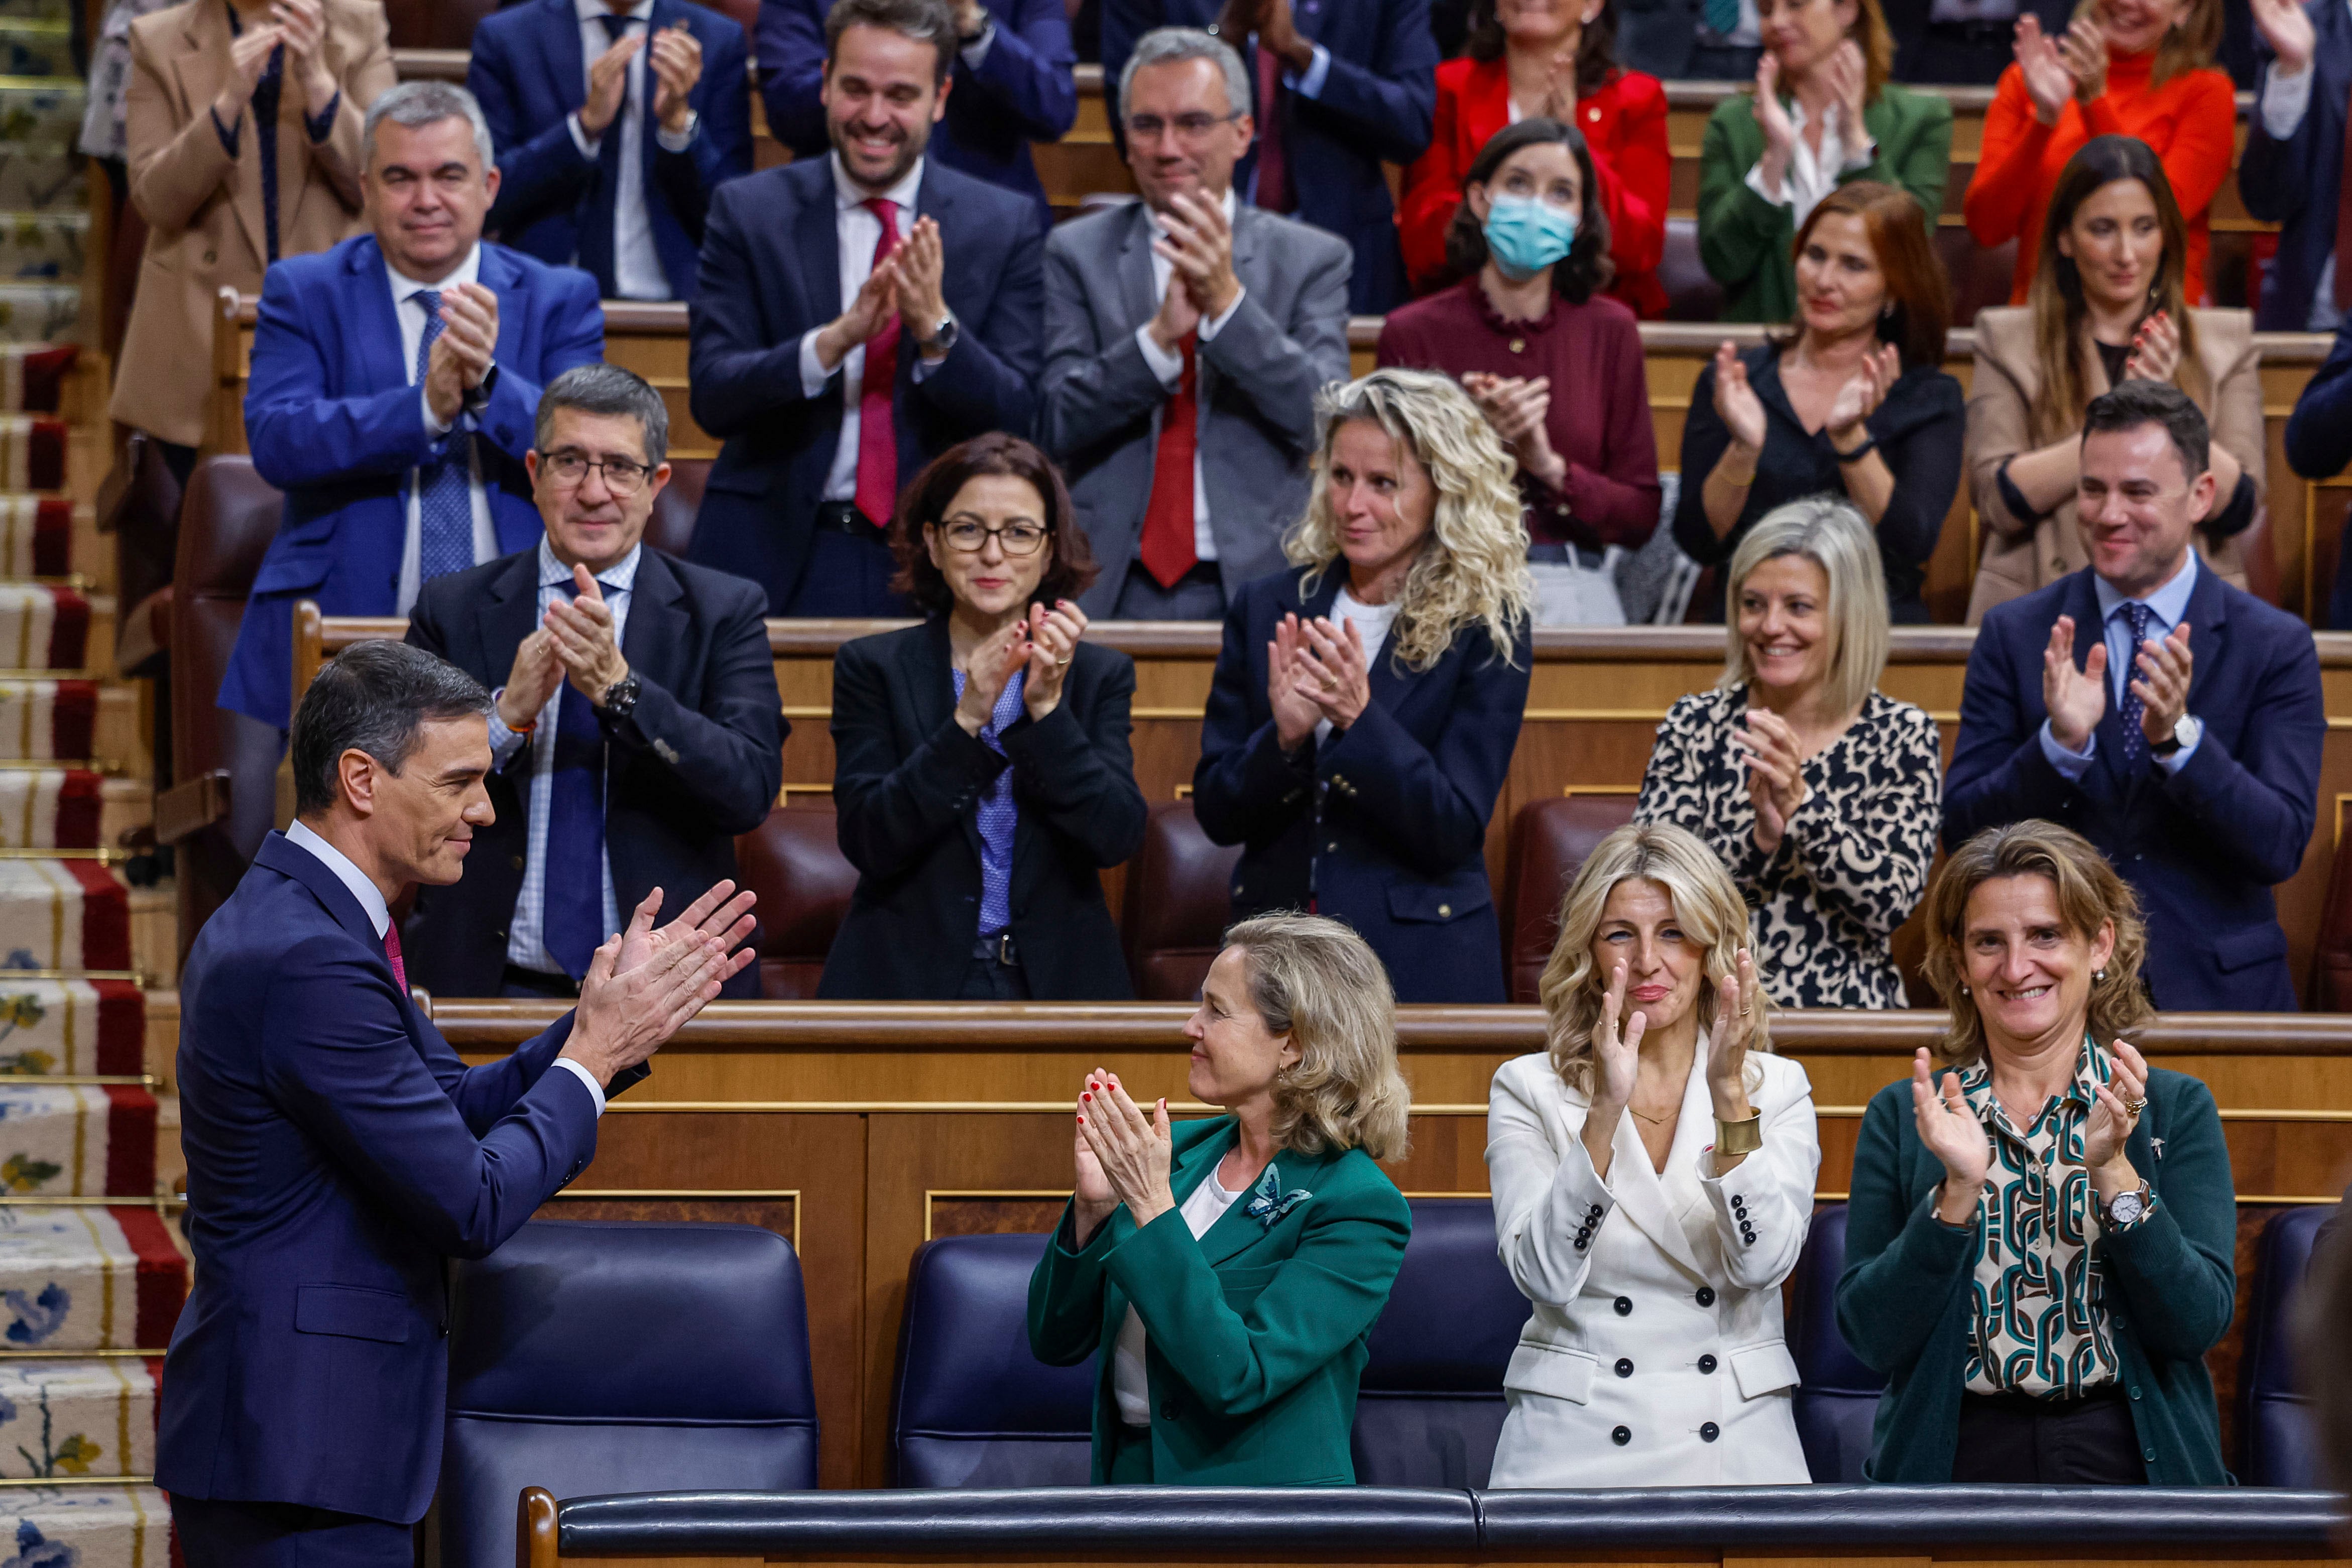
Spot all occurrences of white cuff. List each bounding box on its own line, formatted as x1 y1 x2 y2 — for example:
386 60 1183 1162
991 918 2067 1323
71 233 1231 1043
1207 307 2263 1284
2259 59 2312 140
960 20 995 68
552 1054 608 1117
654 111 698 152
567 110 600 160
798 328 834 399
1283 40 1332 98
1197 285 1246 342
486 692 532 767
1135 323 1185 388
2156 721 2202 775
1743 159 1789 207
2038 717 2095 780
421 384 452 437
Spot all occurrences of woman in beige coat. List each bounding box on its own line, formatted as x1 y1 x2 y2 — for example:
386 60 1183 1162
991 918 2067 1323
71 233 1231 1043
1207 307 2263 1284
1964 135 2262 623
112 0 393 473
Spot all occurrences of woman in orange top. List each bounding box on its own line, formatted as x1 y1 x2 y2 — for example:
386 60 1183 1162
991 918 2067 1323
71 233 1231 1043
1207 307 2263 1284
1397 0 1670 317
1963 0 2235 306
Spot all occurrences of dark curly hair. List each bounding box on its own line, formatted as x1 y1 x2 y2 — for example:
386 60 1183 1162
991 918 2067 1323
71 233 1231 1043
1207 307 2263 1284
888 433 1100 615
1464 0 1619 96
1441 117 1613 303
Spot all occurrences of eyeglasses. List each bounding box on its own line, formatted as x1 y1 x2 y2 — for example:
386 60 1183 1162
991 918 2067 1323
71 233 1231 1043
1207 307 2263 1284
1123 110 1243 142
940 520 1049 555
538 449 654 496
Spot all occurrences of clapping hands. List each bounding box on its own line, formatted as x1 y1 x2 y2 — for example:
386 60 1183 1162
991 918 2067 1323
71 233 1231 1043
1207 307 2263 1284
1733 707 1807 855
1268 613 1372 750
1073 1069 1176 1243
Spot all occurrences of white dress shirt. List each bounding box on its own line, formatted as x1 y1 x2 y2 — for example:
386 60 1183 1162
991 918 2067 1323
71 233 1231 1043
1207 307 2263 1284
797 154 931 505
283 818 608 1114
566 0 700 301
2038 549 2205 779
1744 99 1876 231
1112 1167 1244 1425
2256 6 2349 330
487 536 638 976
388 243 499 616
1133 186 1247 562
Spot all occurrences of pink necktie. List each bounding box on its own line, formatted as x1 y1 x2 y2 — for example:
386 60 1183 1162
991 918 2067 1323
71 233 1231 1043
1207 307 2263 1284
854 198 904 527
383 920 408 994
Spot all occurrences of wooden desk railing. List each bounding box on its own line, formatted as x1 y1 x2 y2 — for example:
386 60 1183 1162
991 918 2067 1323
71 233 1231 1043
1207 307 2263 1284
365 998 2352 1487
205 292 2345 626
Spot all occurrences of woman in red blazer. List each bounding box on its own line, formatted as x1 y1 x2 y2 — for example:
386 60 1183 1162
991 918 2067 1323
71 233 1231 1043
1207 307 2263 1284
1398 0 1670 317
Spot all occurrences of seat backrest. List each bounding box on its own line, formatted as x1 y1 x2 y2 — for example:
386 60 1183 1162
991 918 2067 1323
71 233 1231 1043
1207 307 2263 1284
1502 795 1639 1004
1658 218 1724 324
443 1220 818 1566
101 430 184 673
2313 829 2352 1010
643 457 709 559
890 1232 1097 1488
382 0 496 48
735 803 858 999
1937 230 2019 328
1785 1202 1884 1482
1352 1198 1524 1488
2241 1205 2333 1487
1120 800 1242 1001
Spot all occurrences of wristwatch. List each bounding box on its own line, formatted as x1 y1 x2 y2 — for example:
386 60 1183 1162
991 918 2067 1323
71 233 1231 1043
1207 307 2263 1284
2104 1181 2153 1230
917 311 960 359
2150 714 2201 758
598 672 640 720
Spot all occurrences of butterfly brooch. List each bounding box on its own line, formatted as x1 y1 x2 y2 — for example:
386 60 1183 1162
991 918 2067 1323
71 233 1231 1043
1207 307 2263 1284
1246 1166 1314 1229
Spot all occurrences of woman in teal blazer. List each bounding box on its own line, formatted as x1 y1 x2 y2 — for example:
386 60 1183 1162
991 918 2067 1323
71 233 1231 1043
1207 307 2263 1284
1837 820 2236 1485
1697 0 1951 322
1026 914 1414 1485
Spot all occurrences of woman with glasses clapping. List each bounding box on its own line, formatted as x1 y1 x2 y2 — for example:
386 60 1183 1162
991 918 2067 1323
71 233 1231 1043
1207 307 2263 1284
819 434 1148 1001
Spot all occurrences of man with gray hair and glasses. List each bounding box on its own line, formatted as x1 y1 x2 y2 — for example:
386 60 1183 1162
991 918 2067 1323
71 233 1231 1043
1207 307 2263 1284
1042 26 1349 619
404 365 783 1000
219 80 606 863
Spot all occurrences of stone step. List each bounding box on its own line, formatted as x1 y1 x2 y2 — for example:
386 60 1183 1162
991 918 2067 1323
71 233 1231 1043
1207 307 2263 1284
0 1360 156 1480
0 1083 155 1197
0 1205 185 1352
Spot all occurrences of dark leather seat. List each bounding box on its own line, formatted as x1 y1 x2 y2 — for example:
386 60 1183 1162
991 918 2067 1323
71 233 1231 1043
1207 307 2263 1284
2241 1205 2331 1487
100 429 183 682
1786 1202 1884 1483
643 457 710 559
442 1220 817 1567
1120 800 1241 1001
1658 218 1724 324
158 456 286 962
1936 229 2018 328
2312 829 2352 1009
1352 1198 1522 1488
889 1232 1096 1488
1502 794 1639 1003
735 802 857 999
381 0 495 48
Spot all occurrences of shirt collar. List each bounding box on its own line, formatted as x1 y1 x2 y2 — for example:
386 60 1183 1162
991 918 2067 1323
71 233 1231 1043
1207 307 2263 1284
2093 548 2198 634
831 152 924 216
539 534 643 594
386 242 483 303
576 0 654 22
285 819 392 938
1958 1033 2108 1126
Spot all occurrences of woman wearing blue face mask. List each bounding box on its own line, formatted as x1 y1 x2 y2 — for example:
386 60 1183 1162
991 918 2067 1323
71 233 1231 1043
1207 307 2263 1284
1378 118 1661 624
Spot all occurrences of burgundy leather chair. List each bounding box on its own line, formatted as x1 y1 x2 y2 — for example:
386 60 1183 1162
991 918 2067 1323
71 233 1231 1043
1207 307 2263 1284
1120 800 1242 1002
101 430 184 683
1658 219 1725 325
643 458 709 559
734 803 857 999
2313 827 2352 1010
1501 794 1640 1004
158 457 287 962
381 0 497 48
1935 229 2018 329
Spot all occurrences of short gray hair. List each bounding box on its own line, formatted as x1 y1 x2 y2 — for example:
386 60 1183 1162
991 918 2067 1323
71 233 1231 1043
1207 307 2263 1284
1118 27 1249 119
291 641 493 817
536 364 669 467
362 81 496 174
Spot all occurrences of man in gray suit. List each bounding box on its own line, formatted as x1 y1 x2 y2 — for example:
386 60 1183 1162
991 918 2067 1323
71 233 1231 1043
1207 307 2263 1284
1040 27 1351 620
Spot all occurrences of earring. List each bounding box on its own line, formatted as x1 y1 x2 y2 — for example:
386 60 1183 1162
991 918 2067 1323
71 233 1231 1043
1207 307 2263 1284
1958 984 1969 996
1880 303 1894 321
2096 969 2107 981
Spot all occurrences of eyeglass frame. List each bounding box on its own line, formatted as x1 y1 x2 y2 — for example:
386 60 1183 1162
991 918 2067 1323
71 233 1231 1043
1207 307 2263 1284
932 518 1054 556
534 447 660 496
1121 108 1245 142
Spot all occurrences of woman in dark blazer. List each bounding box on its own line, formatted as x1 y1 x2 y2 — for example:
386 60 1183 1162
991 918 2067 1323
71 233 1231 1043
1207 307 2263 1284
1194 370 1536 1005
820 434 1147 1001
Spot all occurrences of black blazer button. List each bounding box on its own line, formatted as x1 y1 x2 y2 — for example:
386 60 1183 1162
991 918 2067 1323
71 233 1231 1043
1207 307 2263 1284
1613 1295 1632 1316
1698 1354 1718 1374
509 854 524 871
1611 1425 1631 1445
1696 1286 1716 1307
1160 1400 1178 1420
1614 1357 1633 1378
1700 1422 1720 1442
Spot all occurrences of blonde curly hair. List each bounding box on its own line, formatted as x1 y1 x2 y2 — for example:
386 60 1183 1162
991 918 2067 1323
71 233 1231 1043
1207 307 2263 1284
1536 822 1773 1095
1284 369 1535 673
1223 913 1413 1162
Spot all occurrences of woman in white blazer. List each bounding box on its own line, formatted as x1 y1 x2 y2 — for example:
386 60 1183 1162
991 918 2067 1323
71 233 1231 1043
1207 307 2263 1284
1487 820 1820 1487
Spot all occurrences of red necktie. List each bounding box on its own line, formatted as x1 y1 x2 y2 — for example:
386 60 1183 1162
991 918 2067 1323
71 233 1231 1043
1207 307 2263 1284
2334 110 2352 313
854 197 903 528
1254 46 1290 213
1139 331 1200 590
383 919 408 994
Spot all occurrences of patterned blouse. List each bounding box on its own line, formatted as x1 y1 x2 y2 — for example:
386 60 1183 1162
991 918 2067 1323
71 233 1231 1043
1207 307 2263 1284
1634 686 1942 1009
1956 1037 2129 1398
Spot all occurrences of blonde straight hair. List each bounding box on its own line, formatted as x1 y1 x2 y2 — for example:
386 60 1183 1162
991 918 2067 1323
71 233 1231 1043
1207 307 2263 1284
1535 823 1773 1096
1223 913 1414 1162
1718 495 1889 720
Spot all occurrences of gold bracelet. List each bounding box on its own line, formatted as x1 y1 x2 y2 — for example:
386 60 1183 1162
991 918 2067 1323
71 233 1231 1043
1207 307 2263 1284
1714 1112 1763 1157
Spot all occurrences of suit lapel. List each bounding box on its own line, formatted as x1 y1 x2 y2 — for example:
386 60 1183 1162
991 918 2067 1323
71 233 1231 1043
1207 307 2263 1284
1197 1142 1329 1268
903 620 983 864
345 239 412 407
1118 203 1157 343
795 166 844 328
618 549 686 694
173 3 268 267
1601 1057 1709 1282
545 0 587 115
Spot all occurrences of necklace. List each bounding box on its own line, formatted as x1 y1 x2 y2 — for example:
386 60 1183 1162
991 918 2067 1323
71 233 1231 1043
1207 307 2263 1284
1627 1104 1676 1126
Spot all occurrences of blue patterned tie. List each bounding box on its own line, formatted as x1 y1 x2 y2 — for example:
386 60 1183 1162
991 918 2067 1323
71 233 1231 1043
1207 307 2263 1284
576 12 637 295
543 675 608 981
412 290 476 585
2117 601 2154 767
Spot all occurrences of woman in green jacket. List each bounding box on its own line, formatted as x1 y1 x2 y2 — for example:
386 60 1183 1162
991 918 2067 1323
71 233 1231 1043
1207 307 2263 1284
1697 0 1951 322
1837 819 2236 1485
1026 913 1414 1485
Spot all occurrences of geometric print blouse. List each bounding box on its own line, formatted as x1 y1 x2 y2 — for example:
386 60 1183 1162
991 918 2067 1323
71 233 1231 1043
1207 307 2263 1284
1956 1036 2122 1398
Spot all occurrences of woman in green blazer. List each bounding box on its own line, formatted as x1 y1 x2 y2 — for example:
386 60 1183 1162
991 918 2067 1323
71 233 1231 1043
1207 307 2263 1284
1837 820 2236 1485
1026 913 1414 1486
1697 0 1951 322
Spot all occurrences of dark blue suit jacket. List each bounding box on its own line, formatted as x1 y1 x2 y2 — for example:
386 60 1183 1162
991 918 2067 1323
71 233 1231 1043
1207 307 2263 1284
1192 566 1530 1004
684 155 1043 612
219 236 605 729
158 830 622 1523
1943 564 2324 1011
1100 0 1435 314
2238 0 2349 331
755 0 1075 225
470 0 753 301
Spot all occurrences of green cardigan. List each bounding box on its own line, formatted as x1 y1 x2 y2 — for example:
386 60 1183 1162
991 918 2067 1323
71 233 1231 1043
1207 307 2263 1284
1025 1115 1412 1486
1697 84 1954 323
1836 1065 2237 1484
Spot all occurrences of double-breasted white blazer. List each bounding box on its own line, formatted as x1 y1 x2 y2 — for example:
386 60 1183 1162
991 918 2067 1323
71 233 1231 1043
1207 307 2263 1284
1484 1047 1822 1487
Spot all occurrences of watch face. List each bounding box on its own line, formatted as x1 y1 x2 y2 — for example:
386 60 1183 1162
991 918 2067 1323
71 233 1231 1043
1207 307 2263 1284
2108 1191 2145 1225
